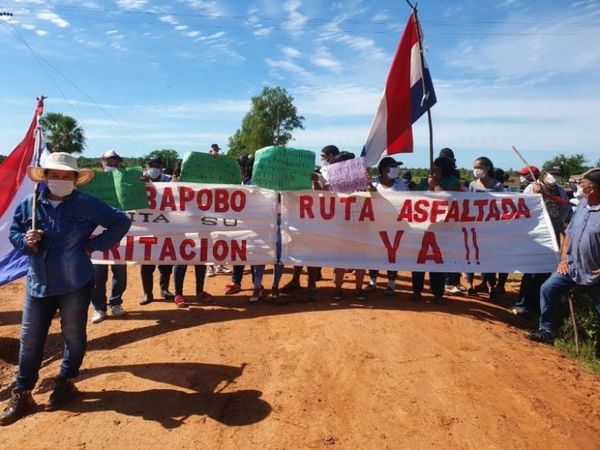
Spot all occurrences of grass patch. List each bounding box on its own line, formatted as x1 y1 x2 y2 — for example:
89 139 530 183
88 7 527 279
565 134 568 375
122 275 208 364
554 339 600 375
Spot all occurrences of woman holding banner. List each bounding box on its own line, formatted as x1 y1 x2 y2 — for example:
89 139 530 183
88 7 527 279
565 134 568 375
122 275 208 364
1 153 130 425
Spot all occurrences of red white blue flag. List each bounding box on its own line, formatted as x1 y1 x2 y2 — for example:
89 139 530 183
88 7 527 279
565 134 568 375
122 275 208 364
362 12 436 167
0 98 47 287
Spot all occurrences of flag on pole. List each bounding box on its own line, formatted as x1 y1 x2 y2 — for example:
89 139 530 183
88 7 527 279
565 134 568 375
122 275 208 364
362 12 436 167
0 98 47 287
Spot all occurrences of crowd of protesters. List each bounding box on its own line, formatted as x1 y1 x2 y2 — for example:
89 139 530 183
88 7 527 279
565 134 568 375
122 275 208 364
1 143 599 426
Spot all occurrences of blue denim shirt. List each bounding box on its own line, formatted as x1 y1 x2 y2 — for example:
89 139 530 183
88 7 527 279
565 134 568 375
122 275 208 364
10 188 131 297
566 197 600 286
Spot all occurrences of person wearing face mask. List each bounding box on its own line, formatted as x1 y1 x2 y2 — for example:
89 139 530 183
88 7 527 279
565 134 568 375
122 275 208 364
515 165 540 192
527 169 600 360
512 161 571 319
89 150 129 324
467 157 504 298
1 153 130 425
139 155 175 305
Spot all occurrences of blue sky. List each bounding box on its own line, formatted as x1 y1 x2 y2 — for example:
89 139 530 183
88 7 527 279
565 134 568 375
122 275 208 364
1 0 599 170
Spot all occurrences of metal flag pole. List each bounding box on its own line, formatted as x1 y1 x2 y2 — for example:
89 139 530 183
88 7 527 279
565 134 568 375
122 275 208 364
31 95 46 231
407 1 434 170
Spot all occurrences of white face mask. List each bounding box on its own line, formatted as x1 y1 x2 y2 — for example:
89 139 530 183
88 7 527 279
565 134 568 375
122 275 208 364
574 186 584 198
519 176 529 184
545 173 560 185
473 169 486 179
147 168 161 180
47 179 75 197
104 166 118 172
386 167 400 179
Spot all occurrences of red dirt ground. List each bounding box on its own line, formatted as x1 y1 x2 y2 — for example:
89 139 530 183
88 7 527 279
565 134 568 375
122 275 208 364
0 267 599 449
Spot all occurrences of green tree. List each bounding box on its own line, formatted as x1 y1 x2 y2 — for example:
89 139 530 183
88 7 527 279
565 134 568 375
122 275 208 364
227 86 305 158
0 155 6 165
144 149 179 170
40 112 86 154
544 154 589 179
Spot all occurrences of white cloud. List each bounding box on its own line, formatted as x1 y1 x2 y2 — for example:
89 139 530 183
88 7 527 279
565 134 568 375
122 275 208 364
282 46 301 59
183 0 223 18
115 0 148 10
311 47 342 73
106 29 119 35
175 25 189 31
248 7 274 37
320 16 387 62
159 15 178 25
35 29 48 36
37 10 69 28
185 31 201 38
266 58 312 78
21 24 35 30
254 27 273 36
284 0 308 36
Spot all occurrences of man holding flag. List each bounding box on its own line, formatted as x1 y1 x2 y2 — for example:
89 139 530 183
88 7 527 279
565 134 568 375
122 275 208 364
0 102 131 425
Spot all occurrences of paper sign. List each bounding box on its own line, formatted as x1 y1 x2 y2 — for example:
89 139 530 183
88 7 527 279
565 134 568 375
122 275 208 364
326 157 368 193
179 151 240 185
79 168 149 211
251 146 315 191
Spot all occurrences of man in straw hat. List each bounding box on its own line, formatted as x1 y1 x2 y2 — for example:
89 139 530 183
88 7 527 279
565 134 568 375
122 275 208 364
527 168 600 360
0 152 131 425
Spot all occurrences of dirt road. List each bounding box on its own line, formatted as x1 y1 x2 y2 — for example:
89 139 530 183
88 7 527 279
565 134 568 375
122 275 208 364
0 267 598 449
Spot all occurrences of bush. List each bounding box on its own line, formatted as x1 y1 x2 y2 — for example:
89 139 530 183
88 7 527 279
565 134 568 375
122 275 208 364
556 288 599 347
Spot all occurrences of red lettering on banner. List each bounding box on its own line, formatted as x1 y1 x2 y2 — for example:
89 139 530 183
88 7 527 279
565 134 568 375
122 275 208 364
516 198 531 219
460 200 476 222
199 238 208 261
179 186 195 211
299 195 314 218
159 237 177 261
139 236 158 261
414 199 429 223
146 185 157 209
445 201 460 222
160 187 177 211
103 242 121 260
214 189 229 213
320 196 335 220
379 231 405 263
430 200 448 223
180 239 196 260
359 198 375 222
213 240 228 261
397 200 413 222
417 231 443 264
230 190 246 212
486 201 501 221
340 196 356 220
501 199 517 220
230 240 247 261
125 235 134 261
473 199 488 221
197 189 212 211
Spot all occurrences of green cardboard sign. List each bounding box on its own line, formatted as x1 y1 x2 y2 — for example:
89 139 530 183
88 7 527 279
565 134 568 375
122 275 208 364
79 168 149 211
179 151 240 184
251 146 315 191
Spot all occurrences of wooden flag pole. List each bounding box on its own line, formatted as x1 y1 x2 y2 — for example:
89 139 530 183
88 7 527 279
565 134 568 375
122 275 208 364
31 96 46 231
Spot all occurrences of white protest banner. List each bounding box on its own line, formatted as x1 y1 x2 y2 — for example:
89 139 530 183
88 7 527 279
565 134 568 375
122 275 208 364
91 183 278 265
327 157 369 193
281 191 559 273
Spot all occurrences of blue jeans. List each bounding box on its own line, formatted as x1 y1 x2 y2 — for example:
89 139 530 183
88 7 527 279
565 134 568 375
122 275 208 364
17 281 93 390
91 264 127 310
539 272 600 334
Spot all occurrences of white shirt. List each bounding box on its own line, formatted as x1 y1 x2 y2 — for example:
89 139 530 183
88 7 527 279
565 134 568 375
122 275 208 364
373 178 408 192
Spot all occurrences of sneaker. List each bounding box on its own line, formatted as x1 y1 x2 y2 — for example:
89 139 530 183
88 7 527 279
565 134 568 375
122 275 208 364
207 265 216 277
365 281 377 292
0 389 36 426
410 292 422 302
445 285 462 294
45 377 78 411
432 295 447 305
511 306 528 315
216 265 231 274
139 294 153 306
91 310 107 324
526 330 555 344
298 287 317 303
224 283 242 295
249 288 263 303
474 283 489 294
467 287 477 296
332 288 344 300
354 290 367 301
384 286 395 296
110 305 126 317
174 295 187 308
274 295 290 305
161 290 175 300
196 291 213 303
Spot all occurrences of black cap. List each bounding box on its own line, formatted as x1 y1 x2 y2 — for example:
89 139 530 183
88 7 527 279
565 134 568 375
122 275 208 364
543 161 563 175
147 155 164 165
377 156 402 175
583 168 600 188
210 144 220 151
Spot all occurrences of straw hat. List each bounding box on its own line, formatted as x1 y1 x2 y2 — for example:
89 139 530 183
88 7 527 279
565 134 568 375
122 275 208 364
27 152 95 186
